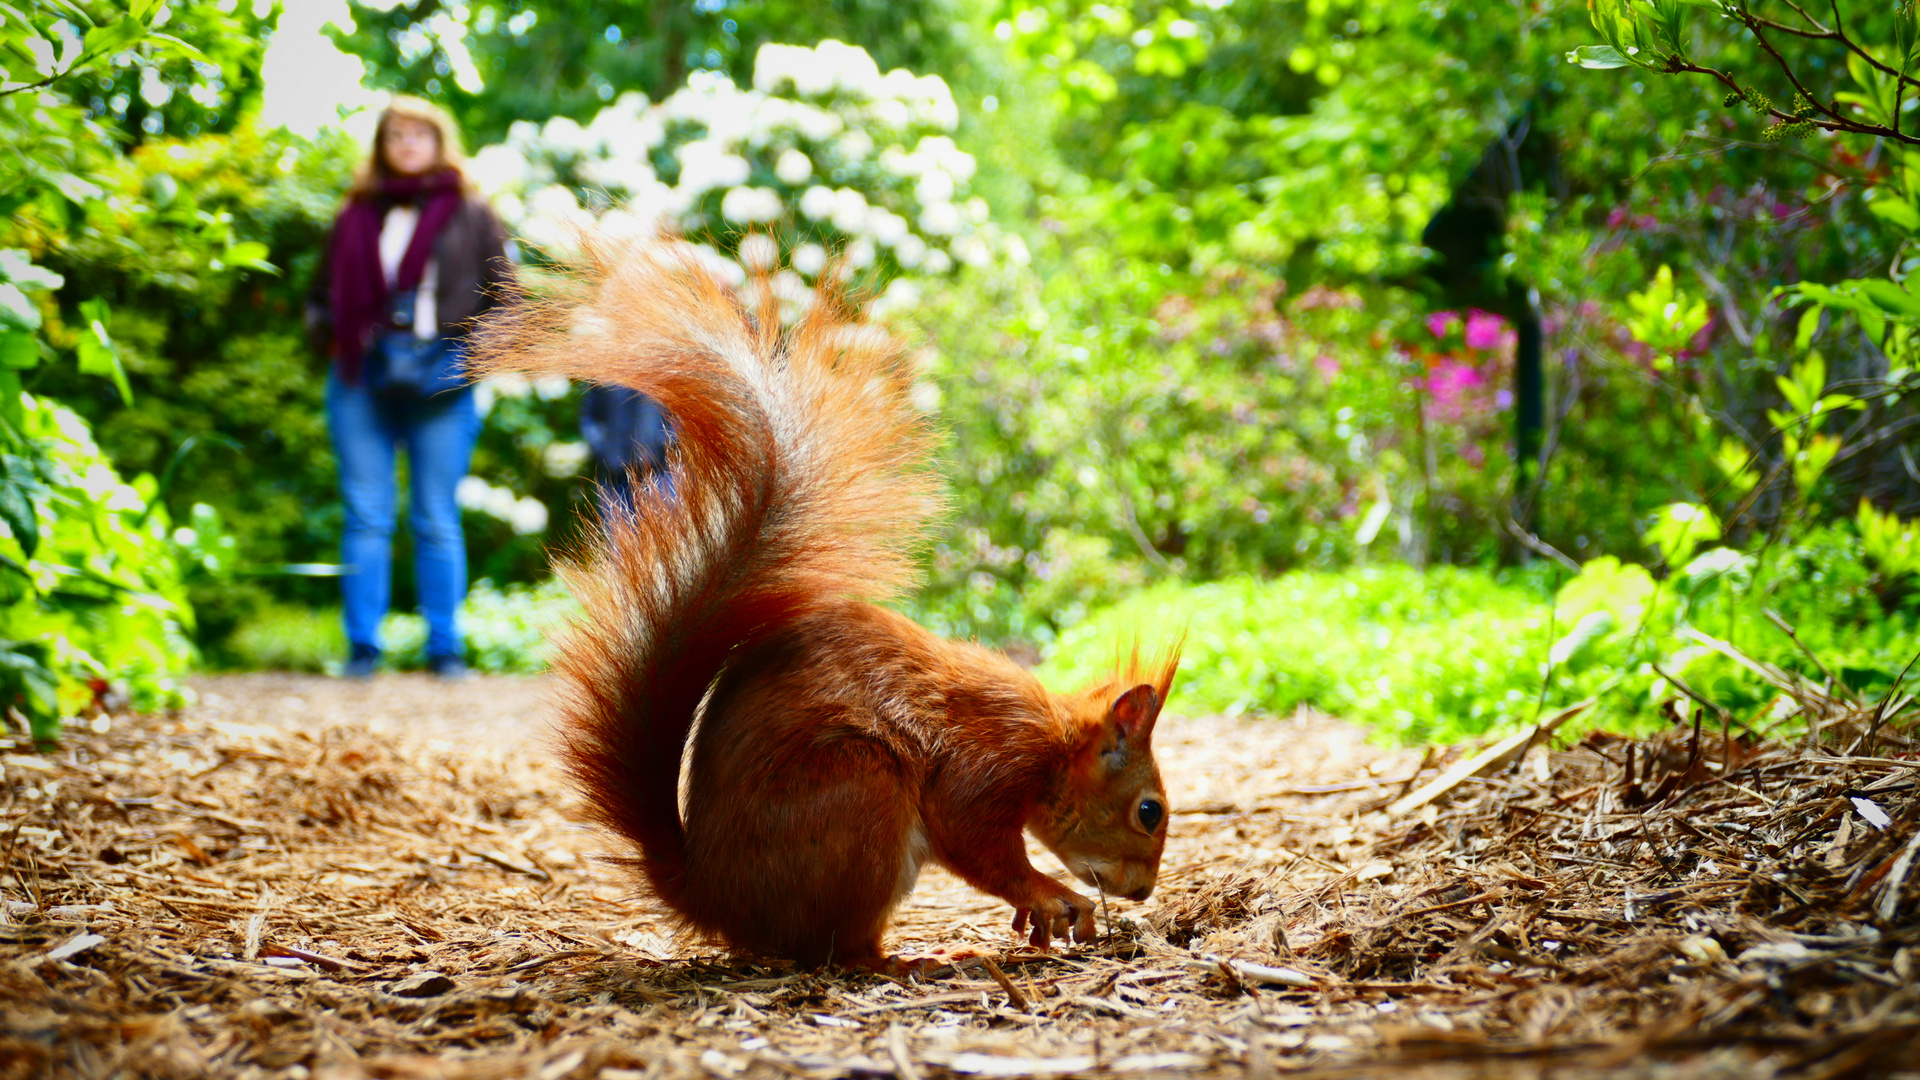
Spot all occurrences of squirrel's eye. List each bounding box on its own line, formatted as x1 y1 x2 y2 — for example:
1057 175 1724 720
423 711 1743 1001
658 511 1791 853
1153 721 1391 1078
1137 798 1164 832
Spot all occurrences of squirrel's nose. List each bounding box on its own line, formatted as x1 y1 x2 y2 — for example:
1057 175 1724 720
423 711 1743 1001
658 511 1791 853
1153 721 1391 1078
1126 885 1153 901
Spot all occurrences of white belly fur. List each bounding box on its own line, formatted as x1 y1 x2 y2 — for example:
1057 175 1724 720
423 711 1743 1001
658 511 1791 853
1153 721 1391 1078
895 820 930 903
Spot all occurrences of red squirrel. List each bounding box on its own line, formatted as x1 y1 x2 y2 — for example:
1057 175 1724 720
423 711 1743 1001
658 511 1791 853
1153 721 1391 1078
469 238 1179 970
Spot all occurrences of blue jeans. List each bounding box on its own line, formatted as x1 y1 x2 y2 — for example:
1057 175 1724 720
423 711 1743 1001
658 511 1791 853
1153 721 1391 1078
327 372 480 659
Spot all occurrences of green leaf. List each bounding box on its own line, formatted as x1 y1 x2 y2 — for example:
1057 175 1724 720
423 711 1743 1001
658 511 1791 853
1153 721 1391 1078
79 15 147 65
74 298 131 405
0 330 36 369
1548 609 1615 669
1857 278 1920 319
1567 44 1635 69
1645 502 1721 566
0 250 62 291
1795 305 1822 349
223 240 275 272
1870 197 1920 233
144 32 210 64
1792 433 1841 493
0 456 37 558
0 282 38 332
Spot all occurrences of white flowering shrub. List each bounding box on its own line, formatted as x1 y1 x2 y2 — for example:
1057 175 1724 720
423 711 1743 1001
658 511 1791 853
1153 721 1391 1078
452 40 1019 553
466 39 1023 320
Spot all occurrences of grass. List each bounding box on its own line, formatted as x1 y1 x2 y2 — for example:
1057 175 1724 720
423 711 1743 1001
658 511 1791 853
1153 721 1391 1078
1037 566 1559 744
1038 550 1919 745
222 578 580 675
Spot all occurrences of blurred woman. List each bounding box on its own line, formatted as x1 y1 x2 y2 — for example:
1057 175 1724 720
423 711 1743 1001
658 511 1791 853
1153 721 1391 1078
307 97 514 679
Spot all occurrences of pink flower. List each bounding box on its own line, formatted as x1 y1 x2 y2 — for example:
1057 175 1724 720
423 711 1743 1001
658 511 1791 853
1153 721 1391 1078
1426 311 1460 339
1314 353 1341 380
1463 308 1506 350
1607 206 1628 228
1423 358 1488 424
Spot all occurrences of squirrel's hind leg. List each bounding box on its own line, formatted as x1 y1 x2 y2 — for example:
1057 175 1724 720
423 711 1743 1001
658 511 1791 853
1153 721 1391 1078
681 732 927 968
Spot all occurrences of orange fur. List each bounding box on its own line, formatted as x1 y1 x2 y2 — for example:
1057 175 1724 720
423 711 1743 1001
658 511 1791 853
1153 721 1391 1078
467 237 1181 967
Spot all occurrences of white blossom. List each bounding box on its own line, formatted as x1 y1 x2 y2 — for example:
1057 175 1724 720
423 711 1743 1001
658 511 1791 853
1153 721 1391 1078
771 270 812 304
870 277 922 319
543 441 590 477
836 129 874 161
539 115 592 156
579 154 658 194
791 242 828 276
918 200 962 236
467 143 533 194
487 374 532 399
471 37 999 324
737 232 780 270
798 185 837 221
510 496 550 535
868 99 910 130
914 169 955 205
868 208 910 247
677 139 752 195
830 188 870 234
774 148 813 185
455 475 492 509
721 186 783 224
690 243 747 287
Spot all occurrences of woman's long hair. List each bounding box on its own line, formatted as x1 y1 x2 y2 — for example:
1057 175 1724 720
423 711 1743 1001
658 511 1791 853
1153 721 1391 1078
346 95 476 200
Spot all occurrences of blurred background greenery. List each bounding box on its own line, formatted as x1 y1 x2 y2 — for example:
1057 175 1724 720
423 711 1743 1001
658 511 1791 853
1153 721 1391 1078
1 0 1915 742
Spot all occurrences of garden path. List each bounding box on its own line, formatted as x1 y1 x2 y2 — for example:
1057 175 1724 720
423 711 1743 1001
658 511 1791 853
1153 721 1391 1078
2 673 1913 1078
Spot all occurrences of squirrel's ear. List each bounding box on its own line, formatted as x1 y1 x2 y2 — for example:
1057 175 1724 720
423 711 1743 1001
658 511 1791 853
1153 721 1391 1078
1108 684 1162 743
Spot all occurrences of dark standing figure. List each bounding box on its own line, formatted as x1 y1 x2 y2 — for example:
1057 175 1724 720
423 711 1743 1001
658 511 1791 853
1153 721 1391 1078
581 385 675 521
306 97 515 679
1422 105 1562 535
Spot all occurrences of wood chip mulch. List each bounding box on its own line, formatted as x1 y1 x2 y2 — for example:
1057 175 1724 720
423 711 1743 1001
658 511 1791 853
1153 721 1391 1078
2 670 1918 1079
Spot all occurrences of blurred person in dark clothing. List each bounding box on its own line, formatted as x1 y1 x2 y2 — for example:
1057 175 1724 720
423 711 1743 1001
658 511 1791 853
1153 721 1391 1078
581 385 674 521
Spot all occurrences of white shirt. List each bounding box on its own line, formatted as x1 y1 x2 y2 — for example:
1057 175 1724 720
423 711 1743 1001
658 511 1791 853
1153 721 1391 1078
377 205 440 340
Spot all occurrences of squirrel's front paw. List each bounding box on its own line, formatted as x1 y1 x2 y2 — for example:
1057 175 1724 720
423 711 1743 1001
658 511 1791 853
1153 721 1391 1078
1010 885 1096 949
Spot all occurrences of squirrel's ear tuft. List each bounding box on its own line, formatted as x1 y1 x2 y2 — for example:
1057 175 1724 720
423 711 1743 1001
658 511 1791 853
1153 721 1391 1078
1109 684 1162 743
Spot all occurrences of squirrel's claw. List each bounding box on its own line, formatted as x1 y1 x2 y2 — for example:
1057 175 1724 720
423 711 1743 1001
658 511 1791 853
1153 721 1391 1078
1012 891 1096 949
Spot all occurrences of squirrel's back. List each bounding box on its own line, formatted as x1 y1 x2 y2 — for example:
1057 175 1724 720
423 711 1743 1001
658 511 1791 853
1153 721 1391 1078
465 238 943 914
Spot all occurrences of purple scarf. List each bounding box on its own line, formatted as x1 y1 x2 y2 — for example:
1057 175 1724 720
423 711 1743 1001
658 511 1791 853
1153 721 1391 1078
328 170 464 383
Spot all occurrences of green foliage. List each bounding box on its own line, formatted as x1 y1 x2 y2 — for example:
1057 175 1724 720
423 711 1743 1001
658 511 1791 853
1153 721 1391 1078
898 248 1531 644
333 0 984 147
226 577 580 676
0 393 197 738
25 123 358 654
379 577 577 675
1857 499 1920 582
2 1 273 142
0 1 258 735
1040 566 1557 744
223 601 343 674
1045 522 1918 744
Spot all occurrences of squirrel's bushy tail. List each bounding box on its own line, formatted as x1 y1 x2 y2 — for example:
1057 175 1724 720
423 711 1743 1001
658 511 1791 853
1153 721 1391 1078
465 237 941 914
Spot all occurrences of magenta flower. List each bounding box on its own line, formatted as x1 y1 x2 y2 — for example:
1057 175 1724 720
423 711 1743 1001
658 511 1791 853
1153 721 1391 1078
1426 311 1460 339
1463 309 1506 350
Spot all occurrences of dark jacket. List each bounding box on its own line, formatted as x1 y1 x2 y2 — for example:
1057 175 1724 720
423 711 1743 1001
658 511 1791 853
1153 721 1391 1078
305 196 515 359
582 385 674 472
